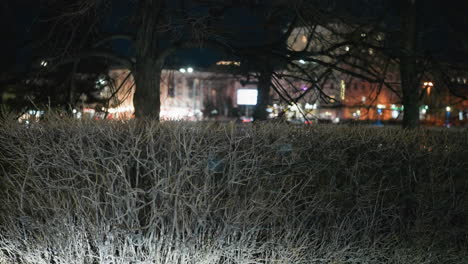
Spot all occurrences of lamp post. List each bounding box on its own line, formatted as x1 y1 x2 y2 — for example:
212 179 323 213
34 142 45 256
445 106 451 127
376 104 385 126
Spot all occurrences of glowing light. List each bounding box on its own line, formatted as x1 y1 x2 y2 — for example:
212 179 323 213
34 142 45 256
392 110 399 119
299 59 306 64
179 68 186 73
107 106 135 114
187 67 194 73
216 61 241 66
98 78 107 85
345 46 350 52
40 60 48 67
72 109 77 114
340 80 346 100
160 107 196 120
377 104 386 109
446 106 451 112
237 89 258 105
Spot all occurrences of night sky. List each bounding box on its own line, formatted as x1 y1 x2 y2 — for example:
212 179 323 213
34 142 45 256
1 0 468 74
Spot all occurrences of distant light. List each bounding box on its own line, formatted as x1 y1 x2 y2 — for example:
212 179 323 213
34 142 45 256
446 106 451 112
459 111 464 121
187 67 194 73
424 105 429 110
300 85 308 91
40 60 48 67
72 109 77 114
421 109 427 114
216 61 241 66
345 46 350 52
179 68 186 73
237 89 258 105
361 33 367 37
377 104 386 109
299 59 306 64
392 110 399 119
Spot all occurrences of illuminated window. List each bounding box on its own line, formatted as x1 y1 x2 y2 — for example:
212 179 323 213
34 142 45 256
216 61 241 66
340 80 346 100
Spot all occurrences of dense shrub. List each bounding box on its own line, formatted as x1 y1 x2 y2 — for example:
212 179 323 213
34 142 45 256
0 117 467 263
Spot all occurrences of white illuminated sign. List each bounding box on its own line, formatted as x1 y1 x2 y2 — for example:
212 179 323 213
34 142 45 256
237 89 258 105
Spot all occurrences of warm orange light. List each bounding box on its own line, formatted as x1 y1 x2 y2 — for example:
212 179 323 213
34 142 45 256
423 81 434 95
216 61 241 66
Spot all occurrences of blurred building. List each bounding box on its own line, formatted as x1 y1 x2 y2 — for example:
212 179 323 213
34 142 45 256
102 68 240 120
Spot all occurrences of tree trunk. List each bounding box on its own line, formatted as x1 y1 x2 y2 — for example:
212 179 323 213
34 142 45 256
400 0 420 129
253 71 272 121
133 0 163 120
134 59 162 119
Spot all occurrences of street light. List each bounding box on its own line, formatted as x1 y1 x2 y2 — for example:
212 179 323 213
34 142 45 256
187 67 194 73
423 81 434 95
445 106 452 127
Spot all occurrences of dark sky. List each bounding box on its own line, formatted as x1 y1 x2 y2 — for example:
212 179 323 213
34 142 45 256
2 0 468 75
1 1 38 73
